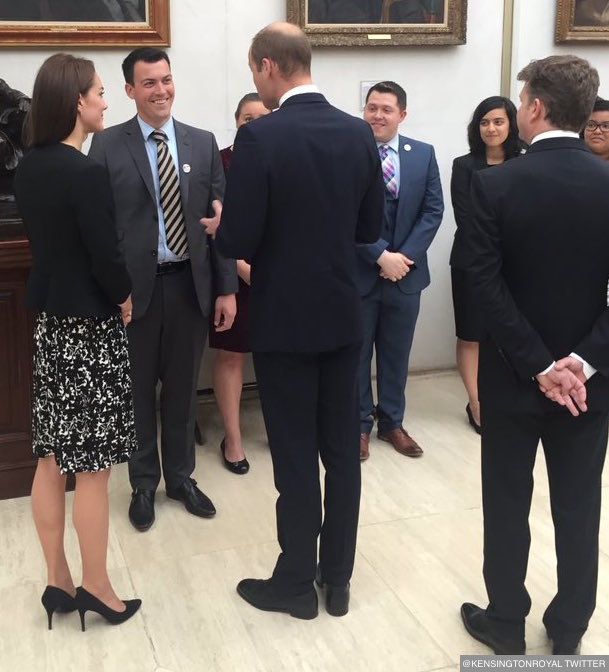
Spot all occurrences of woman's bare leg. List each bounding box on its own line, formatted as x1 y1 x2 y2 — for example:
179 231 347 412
456 338 481 426
31 456 75 594
73 468 124 612
213 349 246 462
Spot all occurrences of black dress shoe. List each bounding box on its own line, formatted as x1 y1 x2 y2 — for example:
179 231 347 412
221 438 250 475
166 478 216 518
461 603 525 654
552 640 581 655
315 566 350 617
543 615 582 654
194 420 203 446
236 578 318 620
128 489 155 532
466 404 481 434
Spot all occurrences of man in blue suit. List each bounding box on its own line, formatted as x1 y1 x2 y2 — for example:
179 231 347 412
217 22 383 619
358 81 443 461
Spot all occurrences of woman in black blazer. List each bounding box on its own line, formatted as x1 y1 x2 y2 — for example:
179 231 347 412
450 96 522 433
14 54 140 630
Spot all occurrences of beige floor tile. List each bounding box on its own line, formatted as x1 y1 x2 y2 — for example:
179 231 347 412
1 372 607 671
0 489 128 590
0 571 153 672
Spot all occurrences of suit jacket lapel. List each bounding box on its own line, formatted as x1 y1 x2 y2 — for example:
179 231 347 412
174 120 191 207
395 135 413 233
123 116 156 203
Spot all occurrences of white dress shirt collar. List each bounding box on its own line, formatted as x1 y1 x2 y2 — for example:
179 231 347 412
279 84 320 107
377 134 400 153
530 129 579 145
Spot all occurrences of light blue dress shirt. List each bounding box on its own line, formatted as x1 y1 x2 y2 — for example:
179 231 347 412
136 115 187 263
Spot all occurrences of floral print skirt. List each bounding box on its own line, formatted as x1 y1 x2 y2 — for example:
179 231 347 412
32 312 137 474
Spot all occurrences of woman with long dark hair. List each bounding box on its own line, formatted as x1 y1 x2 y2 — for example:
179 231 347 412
14 53 140 630
450 96 522 434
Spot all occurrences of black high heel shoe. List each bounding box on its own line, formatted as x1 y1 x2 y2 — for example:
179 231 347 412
41 586 77 630
466 404 481 435
75 586 141 631
221 438 250 475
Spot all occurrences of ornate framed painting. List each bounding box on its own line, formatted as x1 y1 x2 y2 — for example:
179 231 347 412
287 0 468 47
0 0 169 47
556 0 609 43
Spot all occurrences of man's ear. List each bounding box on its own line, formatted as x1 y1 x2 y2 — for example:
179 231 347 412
531 97 544 122
125 83 135 100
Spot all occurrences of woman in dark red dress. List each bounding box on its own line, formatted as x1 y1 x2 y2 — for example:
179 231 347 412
209 93 269 474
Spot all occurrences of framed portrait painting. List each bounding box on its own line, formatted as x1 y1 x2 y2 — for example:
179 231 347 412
287 0 468 47
556 0 609 42
0 0 169 47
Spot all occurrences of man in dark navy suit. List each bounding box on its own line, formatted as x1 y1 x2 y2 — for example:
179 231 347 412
357 81 443 461
461 55 609 656
216 22 383 620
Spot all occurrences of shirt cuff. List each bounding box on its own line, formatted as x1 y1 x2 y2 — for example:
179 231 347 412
538 361 555 377
570 352 597 381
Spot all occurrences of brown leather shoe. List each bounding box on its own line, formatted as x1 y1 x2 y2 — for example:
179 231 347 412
377 427 423 458
360 433 370 461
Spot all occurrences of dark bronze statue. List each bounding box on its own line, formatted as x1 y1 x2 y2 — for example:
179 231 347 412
0 79 30 200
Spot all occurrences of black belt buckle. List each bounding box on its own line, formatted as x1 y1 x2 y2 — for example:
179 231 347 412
156 259 189 276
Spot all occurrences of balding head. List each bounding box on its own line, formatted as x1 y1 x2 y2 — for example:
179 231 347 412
250 22 312 79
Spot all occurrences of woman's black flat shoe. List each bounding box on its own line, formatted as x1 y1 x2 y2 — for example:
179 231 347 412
75 586 141 631
41 586 77 630
221 438 250 475
466 404 481 435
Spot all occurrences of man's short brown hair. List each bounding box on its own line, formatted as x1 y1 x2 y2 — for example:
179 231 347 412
517 55 599 132
250 24 311 77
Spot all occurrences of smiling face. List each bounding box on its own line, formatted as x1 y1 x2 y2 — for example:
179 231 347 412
479 107 510 149
125 58 175 128
363 91 407 144
78 72 107 134
583 110 609 161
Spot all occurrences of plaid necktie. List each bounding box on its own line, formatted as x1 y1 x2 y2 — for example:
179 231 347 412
379 144 398 199
150 131 188 257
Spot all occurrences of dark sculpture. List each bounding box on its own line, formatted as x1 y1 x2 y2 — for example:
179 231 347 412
0 79 30 201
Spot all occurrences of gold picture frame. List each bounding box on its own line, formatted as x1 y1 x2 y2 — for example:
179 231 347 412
556 0 609 43
0 0 169 48
287 0 467 47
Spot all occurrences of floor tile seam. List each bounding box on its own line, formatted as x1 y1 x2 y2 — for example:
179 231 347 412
123 539 280 573
119 534 163 671
386 586 459 668
356 547 456 668
358 505 483 530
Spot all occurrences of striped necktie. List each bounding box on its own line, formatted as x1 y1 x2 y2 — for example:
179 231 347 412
150 130 188 257
379 144 398 199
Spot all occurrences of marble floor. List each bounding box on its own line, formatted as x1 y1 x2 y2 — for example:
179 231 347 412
1 371 608 672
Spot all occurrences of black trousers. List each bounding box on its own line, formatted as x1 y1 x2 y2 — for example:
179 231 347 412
127 268 207 491
253 343 362 595
481 405 608 641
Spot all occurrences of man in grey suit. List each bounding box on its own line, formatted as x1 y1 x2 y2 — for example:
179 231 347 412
89 47 237 531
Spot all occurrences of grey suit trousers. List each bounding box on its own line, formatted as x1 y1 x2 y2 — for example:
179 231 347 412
127 265 207 490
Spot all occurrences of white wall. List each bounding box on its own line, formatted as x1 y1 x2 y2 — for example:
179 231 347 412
3 0 609 377
511 0 609 100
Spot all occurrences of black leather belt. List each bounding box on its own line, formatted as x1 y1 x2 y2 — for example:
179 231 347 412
156 259 190 276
